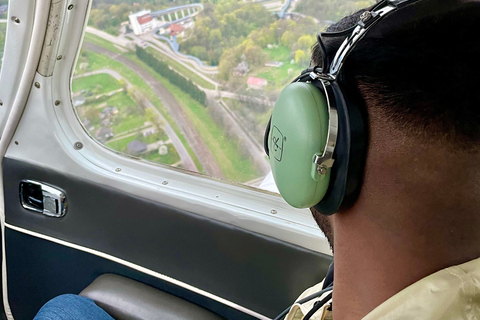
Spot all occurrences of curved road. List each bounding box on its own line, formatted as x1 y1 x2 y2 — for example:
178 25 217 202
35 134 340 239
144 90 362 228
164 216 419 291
83 42 224 178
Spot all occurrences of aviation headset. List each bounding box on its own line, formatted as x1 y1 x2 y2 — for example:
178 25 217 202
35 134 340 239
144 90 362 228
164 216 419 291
264 0 422 215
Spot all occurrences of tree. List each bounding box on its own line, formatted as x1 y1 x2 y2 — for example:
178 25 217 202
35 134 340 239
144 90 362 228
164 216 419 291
145 108 164 131
297 34 315 52
218 48 239 81
281 30 297 48
295 49 307 64
244 43 267 66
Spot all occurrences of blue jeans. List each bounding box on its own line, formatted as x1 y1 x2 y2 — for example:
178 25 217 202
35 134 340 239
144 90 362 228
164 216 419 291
34 294 114 320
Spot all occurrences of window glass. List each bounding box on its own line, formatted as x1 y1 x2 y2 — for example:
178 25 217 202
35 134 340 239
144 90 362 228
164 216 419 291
0 1 7 73
72 0 374 189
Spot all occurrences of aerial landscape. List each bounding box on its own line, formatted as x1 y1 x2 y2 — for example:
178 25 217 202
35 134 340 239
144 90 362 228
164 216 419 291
0 0 374 186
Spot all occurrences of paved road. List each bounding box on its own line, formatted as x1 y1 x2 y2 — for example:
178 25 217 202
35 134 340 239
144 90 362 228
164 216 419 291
142 35 220 89
204 89 275 108
74 68 198 172
142 33 219 75
83 43 224 178
86 26 131 48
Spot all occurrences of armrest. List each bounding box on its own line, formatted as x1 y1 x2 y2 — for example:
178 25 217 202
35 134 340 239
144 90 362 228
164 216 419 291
80 274 224 320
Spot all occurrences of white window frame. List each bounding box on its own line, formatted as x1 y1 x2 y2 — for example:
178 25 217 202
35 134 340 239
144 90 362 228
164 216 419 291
5 0 332 255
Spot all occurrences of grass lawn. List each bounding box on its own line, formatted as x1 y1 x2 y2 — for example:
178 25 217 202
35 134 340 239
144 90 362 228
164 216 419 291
105 92 137 111
143 144 180 165
255 62 304 90
113 115 146 134
143 130 169 144
76 49 204 172
72 73 122 94
106 133 179 166
145 46 216 90
106 134 137 152
263 45 291 61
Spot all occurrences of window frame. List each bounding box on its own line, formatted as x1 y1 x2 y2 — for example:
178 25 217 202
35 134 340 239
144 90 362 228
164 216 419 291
45 0 331 254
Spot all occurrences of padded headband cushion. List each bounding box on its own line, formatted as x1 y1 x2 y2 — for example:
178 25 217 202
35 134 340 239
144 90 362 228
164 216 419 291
268 82 332 208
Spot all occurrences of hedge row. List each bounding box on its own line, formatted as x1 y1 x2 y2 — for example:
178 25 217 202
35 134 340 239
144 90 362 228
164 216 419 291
136 46 207 106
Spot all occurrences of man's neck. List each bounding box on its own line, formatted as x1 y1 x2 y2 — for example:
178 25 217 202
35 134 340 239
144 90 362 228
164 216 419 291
330 203 480 320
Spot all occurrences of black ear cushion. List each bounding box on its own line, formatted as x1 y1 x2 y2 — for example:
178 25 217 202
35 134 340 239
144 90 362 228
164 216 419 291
314 81 368 215
339 83 368 209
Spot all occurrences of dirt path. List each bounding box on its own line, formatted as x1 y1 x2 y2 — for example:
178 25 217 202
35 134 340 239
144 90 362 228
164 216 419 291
83 42 224 178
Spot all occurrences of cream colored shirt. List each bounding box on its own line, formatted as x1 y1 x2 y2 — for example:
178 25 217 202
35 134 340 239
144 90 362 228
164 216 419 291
286 257 480 320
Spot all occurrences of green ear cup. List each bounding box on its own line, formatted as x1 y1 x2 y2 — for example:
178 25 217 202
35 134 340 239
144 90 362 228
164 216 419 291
268 82 331 208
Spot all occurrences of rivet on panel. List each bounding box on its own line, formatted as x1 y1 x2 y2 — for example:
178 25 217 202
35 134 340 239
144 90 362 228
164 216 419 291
56 55 62 60
12 16 20 24
14 141 18 145
67 4 74 10
54 100 61 106
0 101 3 106
73 141 83 150
115 168 121 172
34 82 40 88
162 181 168 185
270 209 278 214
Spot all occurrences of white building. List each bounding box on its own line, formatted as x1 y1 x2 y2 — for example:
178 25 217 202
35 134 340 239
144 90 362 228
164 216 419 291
129 10 156 35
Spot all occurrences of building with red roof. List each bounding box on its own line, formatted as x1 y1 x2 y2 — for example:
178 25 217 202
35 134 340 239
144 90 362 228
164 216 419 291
169 23 185 36
129 10 156 35
247 77 268 90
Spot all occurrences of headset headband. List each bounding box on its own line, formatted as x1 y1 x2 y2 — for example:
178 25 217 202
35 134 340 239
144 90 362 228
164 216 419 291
304 0 420 181
313 0 420 80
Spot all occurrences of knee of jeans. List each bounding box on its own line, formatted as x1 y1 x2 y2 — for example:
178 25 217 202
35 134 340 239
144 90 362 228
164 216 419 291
44 294 93 308
34 294 98 320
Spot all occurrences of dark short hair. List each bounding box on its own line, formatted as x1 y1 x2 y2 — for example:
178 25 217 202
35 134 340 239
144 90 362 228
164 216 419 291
312 1 480 150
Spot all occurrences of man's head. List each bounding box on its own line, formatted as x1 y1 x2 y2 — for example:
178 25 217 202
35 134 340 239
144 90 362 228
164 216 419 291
310 0 480 254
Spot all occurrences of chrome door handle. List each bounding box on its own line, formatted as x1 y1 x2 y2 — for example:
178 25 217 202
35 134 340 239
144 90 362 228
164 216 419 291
19 180 67 217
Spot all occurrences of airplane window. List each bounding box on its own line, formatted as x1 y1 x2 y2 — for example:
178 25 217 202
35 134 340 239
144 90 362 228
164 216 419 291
72 0 374 189
0 1 6 73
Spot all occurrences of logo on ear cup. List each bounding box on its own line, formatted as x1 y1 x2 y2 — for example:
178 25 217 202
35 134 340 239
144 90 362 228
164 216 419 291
271 126 284 162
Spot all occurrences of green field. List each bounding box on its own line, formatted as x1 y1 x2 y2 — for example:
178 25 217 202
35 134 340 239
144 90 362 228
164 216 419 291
255 62 304 90
263 45 292 61
143 144 180 165
145 46 216 90
104 92 136 111
113 114 145 134
84 32 125 55
72 73 122 94
106 134 137 151
106 130 177 165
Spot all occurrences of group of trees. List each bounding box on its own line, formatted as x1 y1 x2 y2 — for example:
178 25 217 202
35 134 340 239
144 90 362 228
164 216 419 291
295 0 376 23
218 17 317 81
136 46 207 106
180 1 274 66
